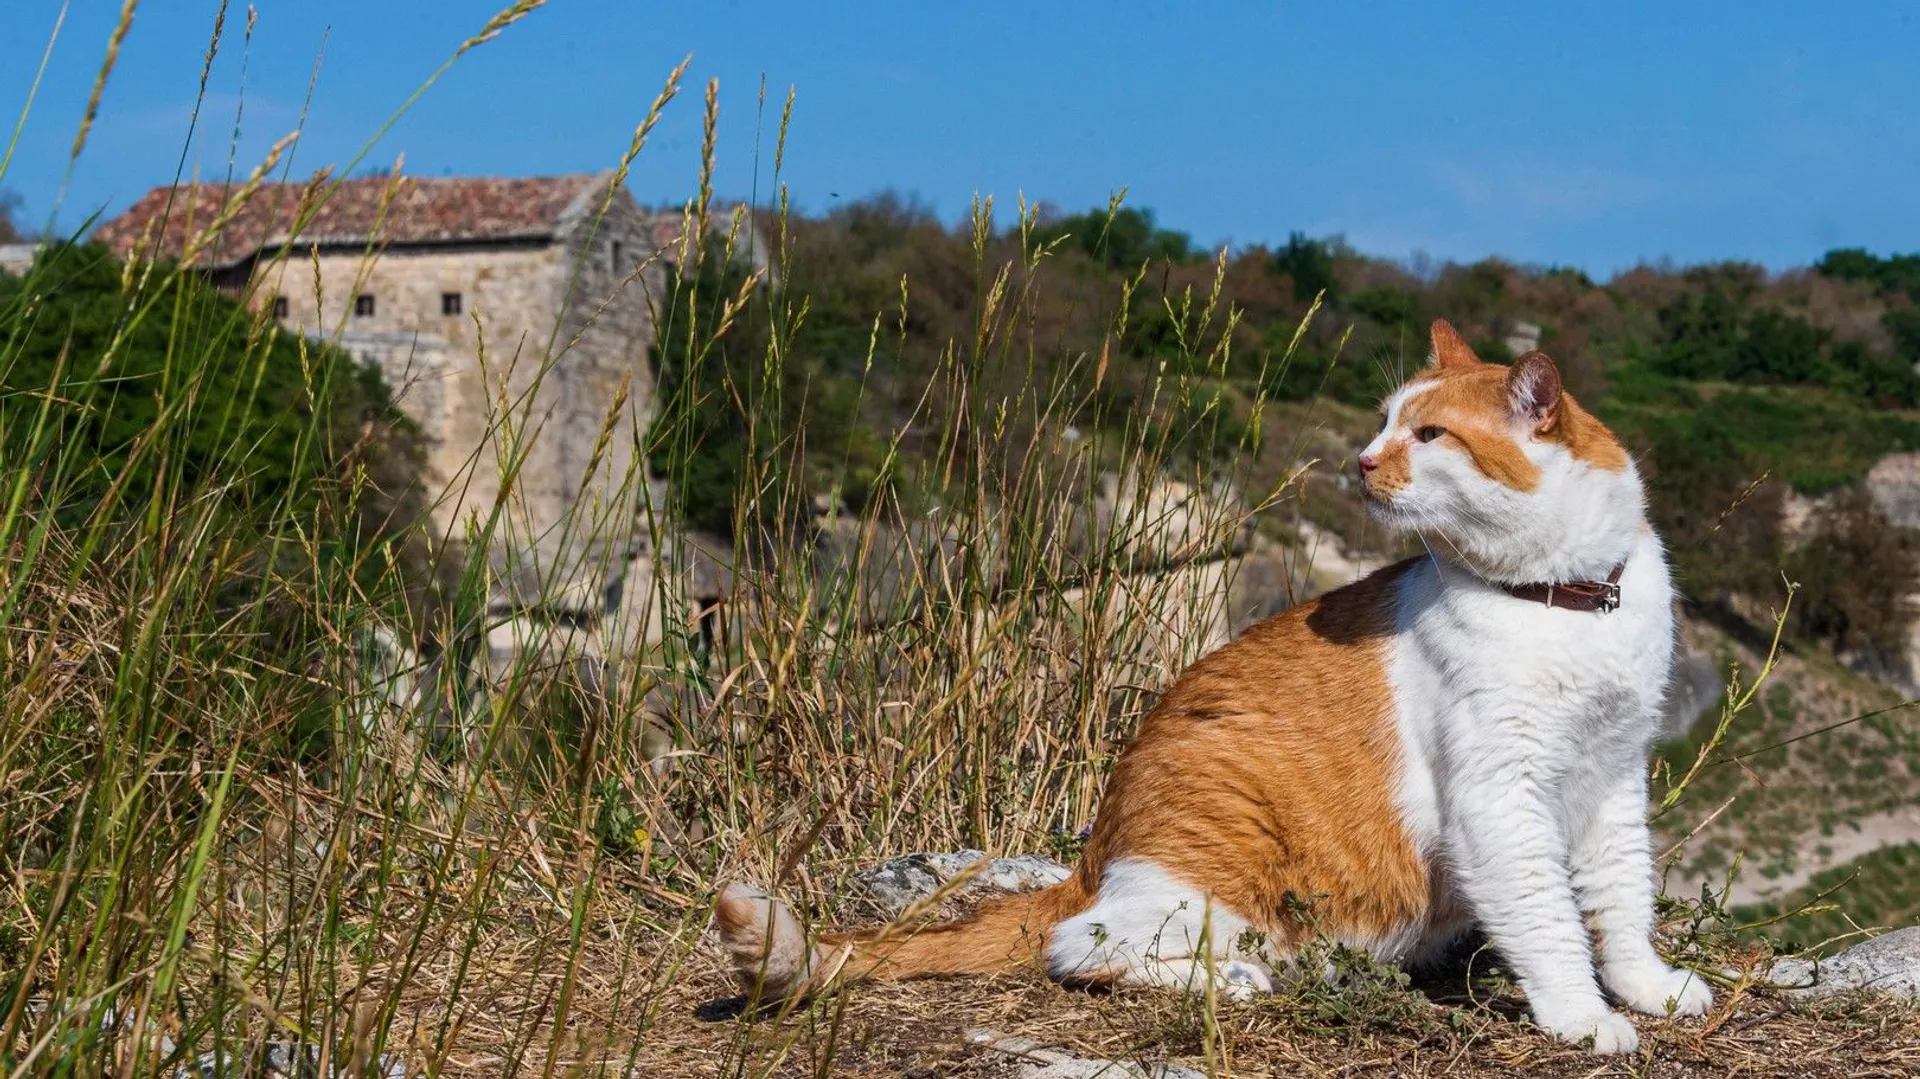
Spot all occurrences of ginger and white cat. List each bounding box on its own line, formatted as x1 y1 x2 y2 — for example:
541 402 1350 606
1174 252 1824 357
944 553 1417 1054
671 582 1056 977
716 320 1709 1054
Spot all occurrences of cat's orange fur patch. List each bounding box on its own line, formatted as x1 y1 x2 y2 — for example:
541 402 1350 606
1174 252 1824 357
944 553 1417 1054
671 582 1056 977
1075 558 1432 946
1402 365 1545 490
1365 437 1415 500
716 561 1437 993
715 874 1091 996
826 881 1089 981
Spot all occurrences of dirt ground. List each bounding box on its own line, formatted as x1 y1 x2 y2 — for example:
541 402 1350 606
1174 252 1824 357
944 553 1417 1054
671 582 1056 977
625 952 1920 1078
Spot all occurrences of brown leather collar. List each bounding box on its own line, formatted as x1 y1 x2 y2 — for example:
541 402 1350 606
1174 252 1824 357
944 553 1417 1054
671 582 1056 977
1503 562 1625 614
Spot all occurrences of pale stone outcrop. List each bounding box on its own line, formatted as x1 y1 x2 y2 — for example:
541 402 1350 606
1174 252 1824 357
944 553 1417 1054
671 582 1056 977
0 242 37 275
1859 452 1920 694
1867 452 1920 529
852 850 1072 917
1769 926 1920 999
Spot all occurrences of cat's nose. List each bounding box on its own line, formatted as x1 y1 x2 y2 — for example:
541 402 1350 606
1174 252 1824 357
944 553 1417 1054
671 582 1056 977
1358 452 1380 475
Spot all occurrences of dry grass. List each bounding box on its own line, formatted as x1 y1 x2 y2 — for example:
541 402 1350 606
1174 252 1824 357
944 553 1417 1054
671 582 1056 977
126 769 1920 1079
631 973 1920 1079
6 7 1918 1079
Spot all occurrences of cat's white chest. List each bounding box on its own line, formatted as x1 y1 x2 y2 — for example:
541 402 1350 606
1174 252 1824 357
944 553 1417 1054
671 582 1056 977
1386 537 1675 851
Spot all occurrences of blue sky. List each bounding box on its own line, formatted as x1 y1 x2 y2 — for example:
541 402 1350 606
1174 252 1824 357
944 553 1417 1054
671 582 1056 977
3 2 1916 275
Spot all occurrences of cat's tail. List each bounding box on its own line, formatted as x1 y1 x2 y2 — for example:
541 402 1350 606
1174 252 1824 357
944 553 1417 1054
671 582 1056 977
713 876 1091 1000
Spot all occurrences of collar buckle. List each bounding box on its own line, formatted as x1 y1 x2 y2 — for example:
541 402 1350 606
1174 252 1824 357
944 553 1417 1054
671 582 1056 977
1596 581 1622 614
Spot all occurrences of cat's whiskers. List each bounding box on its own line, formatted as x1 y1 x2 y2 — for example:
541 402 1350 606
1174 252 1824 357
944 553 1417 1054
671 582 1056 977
1419 525 1494 587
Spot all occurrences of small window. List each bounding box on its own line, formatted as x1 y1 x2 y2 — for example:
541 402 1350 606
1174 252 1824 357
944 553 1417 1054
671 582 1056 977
270 295 288 319
354 294 375 318
441 292 463 316
610 240 623 274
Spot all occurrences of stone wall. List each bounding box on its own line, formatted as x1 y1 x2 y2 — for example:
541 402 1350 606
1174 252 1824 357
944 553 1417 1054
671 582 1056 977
254 241 573 538
249 189 669 611
538 186 672 596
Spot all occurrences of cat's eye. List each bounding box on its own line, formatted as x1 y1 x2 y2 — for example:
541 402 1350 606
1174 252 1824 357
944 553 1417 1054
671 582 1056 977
1413 425 1445 444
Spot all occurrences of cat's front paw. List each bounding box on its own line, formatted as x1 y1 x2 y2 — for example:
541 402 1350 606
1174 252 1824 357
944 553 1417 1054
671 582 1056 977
1607 963 1715 1017
1533 1006 1640 1054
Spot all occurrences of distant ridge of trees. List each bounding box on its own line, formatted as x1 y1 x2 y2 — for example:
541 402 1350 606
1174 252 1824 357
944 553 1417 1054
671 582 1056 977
656 191 1920 663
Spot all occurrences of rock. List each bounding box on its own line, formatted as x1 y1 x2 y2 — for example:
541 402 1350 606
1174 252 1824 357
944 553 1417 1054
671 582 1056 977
1768 926 1920 999
968 1031 1205 1079
852 851 1070 915
1082 471 1249 571
1291 520 1386 593
0 242 39 275
1223 542 1288 631
483 613 603 690
1779 489 1832 544
347 624 428 737
1867 453 1920 529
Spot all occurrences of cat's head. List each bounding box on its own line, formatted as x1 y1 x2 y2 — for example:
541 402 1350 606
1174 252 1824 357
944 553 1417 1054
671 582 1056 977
1357 320 1643 581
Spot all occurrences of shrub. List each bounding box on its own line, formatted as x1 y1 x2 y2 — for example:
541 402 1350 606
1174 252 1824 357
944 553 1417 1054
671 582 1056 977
1785 489 1918 663
1272 231 1340 305
1047 205 1194 268
0 242 421 560
1817 247 1920 300
647 237 888 538
1348 286 1419 331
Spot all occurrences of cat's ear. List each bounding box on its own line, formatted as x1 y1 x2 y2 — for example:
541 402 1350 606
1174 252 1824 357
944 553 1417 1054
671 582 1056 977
1507 351 1562 433
1428 319 1479 369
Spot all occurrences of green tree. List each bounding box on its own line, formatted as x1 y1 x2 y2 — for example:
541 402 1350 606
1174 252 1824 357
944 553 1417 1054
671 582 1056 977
1885 306 1920 368
1048 206 1194 268
1652 287 1743 380
1732 307 1829 383
1817 247 1920 300
0 189 21 244
1826 337 1919 407
1348 286 1419 330
0 243 424 589
647 240 885 539
1271 231 1339 305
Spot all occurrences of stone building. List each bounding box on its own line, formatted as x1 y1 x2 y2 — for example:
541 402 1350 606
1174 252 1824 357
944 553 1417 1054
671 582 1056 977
0 243 37 276
1503 320 1543 357
97 172 760 631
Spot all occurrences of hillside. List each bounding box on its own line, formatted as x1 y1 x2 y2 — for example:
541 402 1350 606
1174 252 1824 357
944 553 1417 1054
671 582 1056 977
675 199 1920 635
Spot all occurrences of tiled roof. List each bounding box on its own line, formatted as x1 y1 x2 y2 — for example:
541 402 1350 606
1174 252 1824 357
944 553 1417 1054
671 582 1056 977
94 172 614 266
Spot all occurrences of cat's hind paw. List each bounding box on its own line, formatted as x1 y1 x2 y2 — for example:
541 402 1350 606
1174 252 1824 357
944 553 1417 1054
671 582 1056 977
1215 959 1274 1001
